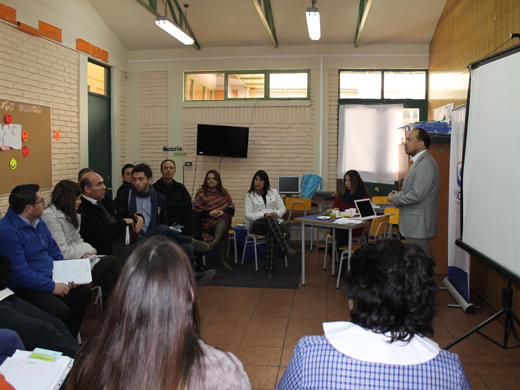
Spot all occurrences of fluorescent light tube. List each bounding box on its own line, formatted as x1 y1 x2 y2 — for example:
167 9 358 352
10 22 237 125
306 7 321 41
155 16 195 45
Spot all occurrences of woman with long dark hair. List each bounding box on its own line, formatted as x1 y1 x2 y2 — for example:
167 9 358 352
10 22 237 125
244 170 296 278
42 180 121 301
193 170 235 271
331 170 371 249
67 236 251 390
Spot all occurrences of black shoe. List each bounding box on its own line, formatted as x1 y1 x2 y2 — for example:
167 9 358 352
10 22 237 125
284 248 297 260
267 270 275 278
195 269 216 286
194 262 208 273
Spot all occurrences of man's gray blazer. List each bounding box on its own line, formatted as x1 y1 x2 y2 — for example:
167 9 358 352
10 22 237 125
391 150 440 239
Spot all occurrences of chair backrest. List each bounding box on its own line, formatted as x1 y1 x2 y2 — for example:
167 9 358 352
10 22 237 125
369 215 390 239
384 207 399 225
371 196 392 205
286 198 312 221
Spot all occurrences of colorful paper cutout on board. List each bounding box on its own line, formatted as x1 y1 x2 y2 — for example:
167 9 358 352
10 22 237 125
22 146 29 157
0 145 9 150
5 114 12 125
1 124 22 150
22 131 28 142
54 130 60 140
9 158 17 169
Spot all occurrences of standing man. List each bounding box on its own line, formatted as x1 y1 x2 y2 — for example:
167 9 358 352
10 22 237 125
0 184 91 338
116 163 135 196
387 128 440 255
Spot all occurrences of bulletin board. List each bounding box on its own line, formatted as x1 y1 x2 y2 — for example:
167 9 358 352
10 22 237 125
0 98 52 195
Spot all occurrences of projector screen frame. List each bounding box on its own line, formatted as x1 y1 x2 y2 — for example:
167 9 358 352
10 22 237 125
458 43 520 287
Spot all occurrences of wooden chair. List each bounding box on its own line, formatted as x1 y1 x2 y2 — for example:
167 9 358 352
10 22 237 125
336 215 390 288
286 197 315 251
371 196 392 205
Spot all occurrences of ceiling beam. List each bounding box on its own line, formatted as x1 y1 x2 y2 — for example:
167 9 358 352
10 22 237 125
136 0 201 50
251 0 278 48
354 0 373 47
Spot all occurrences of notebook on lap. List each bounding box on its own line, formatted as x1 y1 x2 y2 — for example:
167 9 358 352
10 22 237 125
354 199 379 220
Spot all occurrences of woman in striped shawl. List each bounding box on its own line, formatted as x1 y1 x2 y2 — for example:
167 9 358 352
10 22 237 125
193 170 235 271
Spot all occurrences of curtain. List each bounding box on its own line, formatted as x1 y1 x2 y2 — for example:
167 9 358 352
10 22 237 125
337 104 403 184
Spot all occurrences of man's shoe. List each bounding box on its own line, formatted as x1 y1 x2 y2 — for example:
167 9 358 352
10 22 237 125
284 248 297 260
195 269 216 286
267 270 275 278
192 238 212 253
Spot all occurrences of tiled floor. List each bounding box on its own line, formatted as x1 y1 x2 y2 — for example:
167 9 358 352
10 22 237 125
80 247 520 390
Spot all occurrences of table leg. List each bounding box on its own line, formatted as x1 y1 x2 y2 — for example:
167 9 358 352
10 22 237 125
332 228 336 276
347 227 353 272
301 221 306 286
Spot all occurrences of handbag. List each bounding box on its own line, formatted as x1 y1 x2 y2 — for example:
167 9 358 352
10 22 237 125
301 174 323 199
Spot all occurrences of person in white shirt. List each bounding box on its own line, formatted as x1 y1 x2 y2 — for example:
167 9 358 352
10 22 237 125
244 170 296 278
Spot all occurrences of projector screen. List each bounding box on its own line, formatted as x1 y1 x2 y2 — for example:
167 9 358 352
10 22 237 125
458 44 520 285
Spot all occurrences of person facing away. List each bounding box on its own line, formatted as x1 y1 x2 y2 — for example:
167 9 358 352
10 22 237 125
276 239 470 390
0 184 91 338
67 236 251 390
116 163 135 196
387 128 440 255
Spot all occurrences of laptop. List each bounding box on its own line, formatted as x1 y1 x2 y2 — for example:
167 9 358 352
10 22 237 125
353 198 379 220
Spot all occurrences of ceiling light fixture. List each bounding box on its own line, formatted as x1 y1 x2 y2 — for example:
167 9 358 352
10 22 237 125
155 1 194 46
306 0 321 41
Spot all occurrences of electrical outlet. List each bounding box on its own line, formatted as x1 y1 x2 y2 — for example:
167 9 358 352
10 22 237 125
184 162 193 167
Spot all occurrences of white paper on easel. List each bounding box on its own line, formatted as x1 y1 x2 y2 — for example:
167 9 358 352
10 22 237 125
52 258 92 284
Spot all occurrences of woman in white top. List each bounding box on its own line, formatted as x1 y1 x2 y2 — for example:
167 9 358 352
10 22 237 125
43 180 121 301
245 170 297 278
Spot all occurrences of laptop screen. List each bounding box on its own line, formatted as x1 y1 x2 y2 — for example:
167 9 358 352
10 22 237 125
355 199 376 218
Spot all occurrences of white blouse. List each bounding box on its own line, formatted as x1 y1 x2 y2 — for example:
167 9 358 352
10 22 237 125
244 189 286 222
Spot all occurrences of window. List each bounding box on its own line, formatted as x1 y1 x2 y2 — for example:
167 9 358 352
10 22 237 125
339 70 426 100
185 70 310 101
87 62 109 96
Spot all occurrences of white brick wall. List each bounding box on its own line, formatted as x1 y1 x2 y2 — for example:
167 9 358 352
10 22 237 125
328 68 339 191
119 69 127 166
0 23 80 215
139 72 168 170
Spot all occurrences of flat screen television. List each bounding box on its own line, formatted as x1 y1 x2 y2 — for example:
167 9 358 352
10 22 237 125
278 176 300 195
196 124 249 158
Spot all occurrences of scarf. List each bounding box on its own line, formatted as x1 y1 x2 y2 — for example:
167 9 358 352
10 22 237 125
128 186 157 231
341 186 367 205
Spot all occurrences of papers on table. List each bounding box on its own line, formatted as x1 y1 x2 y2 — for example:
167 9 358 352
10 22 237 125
53 258 92 284
0 350 73 390
333 218 363 225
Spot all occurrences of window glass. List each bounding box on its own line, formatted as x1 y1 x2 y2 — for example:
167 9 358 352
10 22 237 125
186 73 224 101
339 71 381 99
87 62 108 95
269 73 308 98
384 71 426 99
228 74 265 99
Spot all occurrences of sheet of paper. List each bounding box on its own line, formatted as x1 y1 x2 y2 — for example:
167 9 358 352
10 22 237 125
333 218 363 225
52 258 92 284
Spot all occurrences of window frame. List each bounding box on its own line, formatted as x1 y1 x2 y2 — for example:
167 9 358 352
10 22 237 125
184 69 311 101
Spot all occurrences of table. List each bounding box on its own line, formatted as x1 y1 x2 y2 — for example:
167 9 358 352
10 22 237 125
294 215 371 285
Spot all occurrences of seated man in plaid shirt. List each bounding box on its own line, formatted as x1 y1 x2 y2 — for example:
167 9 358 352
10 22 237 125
276 240 470 390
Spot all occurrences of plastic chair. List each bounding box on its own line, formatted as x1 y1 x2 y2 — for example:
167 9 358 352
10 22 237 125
371 196 392 205
286 197 315 251
384 207 400 238
241 231 288 271
336 215 390 288
92 285 103 310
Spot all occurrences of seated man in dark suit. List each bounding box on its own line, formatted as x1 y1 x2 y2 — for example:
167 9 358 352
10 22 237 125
0 185 91 338
0 252 79 358
116 163 135 196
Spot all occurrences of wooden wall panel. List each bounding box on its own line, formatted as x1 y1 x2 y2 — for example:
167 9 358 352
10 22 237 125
429 0 520 312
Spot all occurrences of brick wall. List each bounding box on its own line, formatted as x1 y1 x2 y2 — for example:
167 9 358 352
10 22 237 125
119 70 127 166
139 72 168 170
0 22 79 215
328 68 339 191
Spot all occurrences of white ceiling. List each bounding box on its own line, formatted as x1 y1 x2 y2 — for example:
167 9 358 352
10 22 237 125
88 0 447 52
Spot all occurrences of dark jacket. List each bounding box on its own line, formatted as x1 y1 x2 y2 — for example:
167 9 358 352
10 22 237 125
0 253 12 291
116 181 133 196
115 188 168 231
153 178 193 226
77 195 141 255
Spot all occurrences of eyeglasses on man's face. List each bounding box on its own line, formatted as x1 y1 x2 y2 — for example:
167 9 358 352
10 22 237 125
31 198 45 205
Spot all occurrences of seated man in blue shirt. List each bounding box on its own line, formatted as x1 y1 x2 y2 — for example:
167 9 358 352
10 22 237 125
277 240 470 390
0 185 91 338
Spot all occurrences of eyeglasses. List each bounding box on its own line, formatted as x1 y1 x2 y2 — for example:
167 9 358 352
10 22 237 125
31 198 45 205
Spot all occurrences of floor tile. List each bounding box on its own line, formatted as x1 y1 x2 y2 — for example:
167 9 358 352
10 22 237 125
236 346 282 366
201 328 245 346
466 354 520 376
247 317 289 332
287 318 324 335
207 314 251 330
241 331 286 348
243 365 279 390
